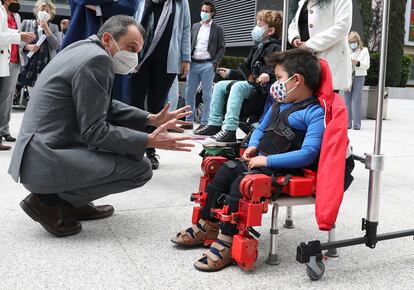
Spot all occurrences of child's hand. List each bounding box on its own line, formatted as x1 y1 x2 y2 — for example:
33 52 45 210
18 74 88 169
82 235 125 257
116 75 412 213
242 146 257 161
217 67 229 78
247 156 267 169
257 73 270 84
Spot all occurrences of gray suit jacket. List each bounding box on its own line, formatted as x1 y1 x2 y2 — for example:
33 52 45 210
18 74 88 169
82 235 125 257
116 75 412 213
191 21 225 65
9 35 150 186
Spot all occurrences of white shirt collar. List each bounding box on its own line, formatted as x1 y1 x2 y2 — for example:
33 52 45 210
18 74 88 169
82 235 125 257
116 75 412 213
200 19 213 27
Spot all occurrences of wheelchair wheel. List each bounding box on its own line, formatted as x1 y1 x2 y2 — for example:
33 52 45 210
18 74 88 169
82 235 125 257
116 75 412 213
306 261 325 281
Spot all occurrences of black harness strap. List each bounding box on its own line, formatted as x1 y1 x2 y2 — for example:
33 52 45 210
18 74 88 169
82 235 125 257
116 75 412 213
258 97 320 157
275 97 319 141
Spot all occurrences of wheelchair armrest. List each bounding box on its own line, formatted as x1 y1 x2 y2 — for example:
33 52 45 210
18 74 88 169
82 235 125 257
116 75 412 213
274 169 317 197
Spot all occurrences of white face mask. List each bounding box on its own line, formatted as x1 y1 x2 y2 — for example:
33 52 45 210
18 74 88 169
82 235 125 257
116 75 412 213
110 35 138 75
37 10 51 22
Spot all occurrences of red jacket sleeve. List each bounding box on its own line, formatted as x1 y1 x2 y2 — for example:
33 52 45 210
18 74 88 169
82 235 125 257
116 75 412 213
315 94 348 231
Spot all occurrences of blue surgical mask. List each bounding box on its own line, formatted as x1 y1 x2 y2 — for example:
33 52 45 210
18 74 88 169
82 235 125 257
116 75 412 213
251 26 268 42
350 42 358 50
200 11 210 22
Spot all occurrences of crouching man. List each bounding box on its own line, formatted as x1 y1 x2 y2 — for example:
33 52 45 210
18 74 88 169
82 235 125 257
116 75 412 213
8 15 194 237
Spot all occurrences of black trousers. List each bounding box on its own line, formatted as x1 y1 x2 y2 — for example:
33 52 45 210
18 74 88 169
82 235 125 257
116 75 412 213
200 160 250 236
126 57 176 153
126 57 176 114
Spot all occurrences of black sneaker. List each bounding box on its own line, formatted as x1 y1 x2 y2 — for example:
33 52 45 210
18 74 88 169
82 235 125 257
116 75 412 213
2 134 16 142
193 125 221 136
203 130 237 147
146 151 160 170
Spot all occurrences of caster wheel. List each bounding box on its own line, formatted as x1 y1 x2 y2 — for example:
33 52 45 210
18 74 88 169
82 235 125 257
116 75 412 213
306 261 325 281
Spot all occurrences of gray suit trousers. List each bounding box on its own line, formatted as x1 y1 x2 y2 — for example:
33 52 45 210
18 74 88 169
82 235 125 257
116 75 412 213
0 63 20 136
23 154 153 207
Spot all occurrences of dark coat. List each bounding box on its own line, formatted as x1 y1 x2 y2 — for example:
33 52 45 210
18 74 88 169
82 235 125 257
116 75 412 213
190 21 226 65
229 38 282 83
61 0 138 49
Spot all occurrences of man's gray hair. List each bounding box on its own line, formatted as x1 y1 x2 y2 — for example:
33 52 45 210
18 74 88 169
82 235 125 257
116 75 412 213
97 15 145 41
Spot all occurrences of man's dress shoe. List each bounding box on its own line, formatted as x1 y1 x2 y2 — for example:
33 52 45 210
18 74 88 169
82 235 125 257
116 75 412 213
20 194 82 237
66 202 114 220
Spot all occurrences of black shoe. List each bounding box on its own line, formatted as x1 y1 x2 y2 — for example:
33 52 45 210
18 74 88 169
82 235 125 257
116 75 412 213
203 130 237 147
147 152 160 170
180 123 194 130
193 125 221 136
2 134 16 142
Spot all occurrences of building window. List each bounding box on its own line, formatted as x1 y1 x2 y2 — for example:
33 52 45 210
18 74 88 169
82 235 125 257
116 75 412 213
213 0 256 47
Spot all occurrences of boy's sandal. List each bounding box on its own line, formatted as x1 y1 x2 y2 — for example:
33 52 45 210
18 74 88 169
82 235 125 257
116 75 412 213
193 241 234 272
171 221 218 247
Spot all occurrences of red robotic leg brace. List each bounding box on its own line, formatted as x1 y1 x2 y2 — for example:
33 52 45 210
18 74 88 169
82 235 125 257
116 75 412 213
190 156 317 270
209 171 316 271
211 174 272 271
191 157 228 225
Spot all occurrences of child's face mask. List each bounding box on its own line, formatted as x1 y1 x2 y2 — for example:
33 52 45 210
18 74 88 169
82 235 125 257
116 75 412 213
270 75 297 103
251 25 268 42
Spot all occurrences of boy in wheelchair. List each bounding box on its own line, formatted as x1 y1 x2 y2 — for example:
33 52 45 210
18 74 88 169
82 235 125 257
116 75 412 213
193 10 283 146
172 49 325 272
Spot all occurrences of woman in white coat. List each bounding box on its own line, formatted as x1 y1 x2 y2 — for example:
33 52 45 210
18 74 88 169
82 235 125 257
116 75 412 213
0 0 35 150
345 31 370 130
288 0 353 91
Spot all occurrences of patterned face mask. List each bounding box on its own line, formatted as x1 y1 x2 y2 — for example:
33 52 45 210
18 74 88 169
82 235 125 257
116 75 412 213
270 75 297 102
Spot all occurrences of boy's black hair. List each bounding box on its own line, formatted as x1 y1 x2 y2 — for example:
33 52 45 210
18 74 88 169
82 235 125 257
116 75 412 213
202 0 216 18
267 48 321 93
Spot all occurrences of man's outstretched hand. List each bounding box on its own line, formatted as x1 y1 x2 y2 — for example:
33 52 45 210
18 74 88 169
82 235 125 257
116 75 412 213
147 119 195 152
147 103 192 130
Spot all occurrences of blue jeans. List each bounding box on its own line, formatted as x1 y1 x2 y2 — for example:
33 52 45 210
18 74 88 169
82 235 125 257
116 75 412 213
208 80 254 131
185 62 215 125
345 76 365 129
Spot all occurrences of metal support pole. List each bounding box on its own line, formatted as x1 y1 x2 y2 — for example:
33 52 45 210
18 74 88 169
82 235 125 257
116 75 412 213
284 206 295 229
281 0 289 52
364 0 390 248
267 203 281 265
325 224 339 257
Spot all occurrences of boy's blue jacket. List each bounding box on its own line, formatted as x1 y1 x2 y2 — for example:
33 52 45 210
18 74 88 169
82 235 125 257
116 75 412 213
249 99 325 169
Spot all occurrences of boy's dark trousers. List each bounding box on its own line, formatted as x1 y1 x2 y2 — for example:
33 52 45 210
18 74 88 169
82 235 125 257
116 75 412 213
200 159 252 236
